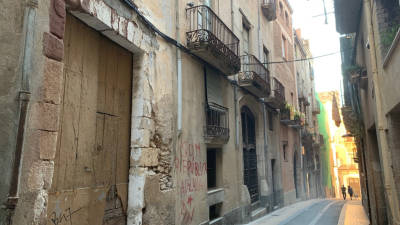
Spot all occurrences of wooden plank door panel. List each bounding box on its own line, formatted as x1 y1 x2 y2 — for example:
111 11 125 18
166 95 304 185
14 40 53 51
48 13 132 225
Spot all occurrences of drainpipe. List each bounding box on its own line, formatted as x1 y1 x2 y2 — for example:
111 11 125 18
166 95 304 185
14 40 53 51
176 0 182 136
258 0 269 185
230 0 239 149
364 0 400 223
262 103 269 190
6 0 36 212
257 0 261 59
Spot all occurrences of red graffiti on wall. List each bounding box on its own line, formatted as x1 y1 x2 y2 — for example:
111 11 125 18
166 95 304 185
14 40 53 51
179 177 206 197
180 195 195 225
175 141 207 177
175 141 206 225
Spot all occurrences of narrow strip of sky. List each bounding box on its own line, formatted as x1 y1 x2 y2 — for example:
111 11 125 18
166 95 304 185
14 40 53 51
289 0 342 92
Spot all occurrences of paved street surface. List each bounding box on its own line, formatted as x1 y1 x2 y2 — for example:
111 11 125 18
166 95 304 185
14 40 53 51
338 201 370 225
248 199 369 225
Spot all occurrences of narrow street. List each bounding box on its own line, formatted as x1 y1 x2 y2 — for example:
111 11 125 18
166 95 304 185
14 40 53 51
249 200 369 225
1 0 399 224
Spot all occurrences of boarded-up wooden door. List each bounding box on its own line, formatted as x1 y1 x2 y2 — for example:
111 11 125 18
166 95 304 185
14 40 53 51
47 14 132 225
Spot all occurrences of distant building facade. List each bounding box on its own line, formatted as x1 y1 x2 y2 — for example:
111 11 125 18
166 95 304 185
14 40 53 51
318 92 361 200
294 29 324 200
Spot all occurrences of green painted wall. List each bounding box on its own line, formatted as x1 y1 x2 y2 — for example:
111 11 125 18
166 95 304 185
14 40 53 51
317 94 332 189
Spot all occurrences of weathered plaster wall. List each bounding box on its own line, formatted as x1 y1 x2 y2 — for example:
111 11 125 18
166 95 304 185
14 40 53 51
0 0 26 219
0 0 26 223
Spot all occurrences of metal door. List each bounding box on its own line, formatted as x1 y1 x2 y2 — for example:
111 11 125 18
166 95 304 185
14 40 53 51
241 107 259 203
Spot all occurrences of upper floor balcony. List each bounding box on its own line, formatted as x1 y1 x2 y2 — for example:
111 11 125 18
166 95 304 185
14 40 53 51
301 128 313 146
205 103 230 145
186 5 240 75
239 54 271 97
298 90 310 106
261 0 277 21
265 78 285 109
312 100 320 114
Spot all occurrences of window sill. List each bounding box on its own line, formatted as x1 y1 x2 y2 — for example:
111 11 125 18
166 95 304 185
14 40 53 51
383 27 400 68
207 188 224 206
209 217 224 225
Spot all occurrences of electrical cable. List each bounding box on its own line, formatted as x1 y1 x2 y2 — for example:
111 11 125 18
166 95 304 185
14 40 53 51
122 0 348 67
122 0 192 55
120 0 339 107
259 49 351 65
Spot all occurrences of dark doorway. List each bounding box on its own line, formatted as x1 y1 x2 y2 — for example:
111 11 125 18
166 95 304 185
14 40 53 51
368 129 388 225
271 159 277 206
241 106 259 203
294 151 299 198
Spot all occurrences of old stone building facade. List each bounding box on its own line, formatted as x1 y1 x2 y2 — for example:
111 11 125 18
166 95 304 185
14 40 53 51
0 0 322 224
334 0 400 224
294 30 323 200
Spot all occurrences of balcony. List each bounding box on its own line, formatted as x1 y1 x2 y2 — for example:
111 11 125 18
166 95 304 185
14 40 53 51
265 78 285 109
186 5 240 75
239 54 271 97
280 108 302 128
205 103 230 144
334 0 362 34
301 129 313 146
298 91 310 106
261 0 277 21
312 101 320 114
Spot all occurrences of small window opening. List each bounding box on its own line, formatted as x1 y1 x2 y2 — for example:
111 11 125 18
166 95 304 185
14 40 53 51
285 11 289 25
283 143 288 161
207 148 222 189
268 111 273 131
209 203 222 221
207 149 217 189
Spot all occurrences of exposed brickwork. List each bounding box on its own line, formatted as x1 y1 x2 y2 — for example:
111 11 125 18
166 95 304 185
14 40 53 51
30 102 60 132
27 161 54 191
37 130 58 160
40 58 64 104
43 32 64 61
49 0 66 39
151 133 173 191
65 0 90 13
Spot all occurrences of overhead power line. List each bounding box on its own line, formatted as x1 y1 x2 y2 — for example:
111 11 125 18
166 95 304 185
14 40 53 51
264 51 340 65
312 11 334 18
254 49 351 65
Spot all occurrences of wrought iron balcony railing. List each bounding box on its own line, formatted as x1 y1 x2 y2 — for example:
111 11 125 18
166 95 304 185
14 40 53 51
239 54 271 97
205 103 229 144
280 109 302 128
265 78 285 108
312 101 320 114
186 5 240 74
261 0 277 21
273 78 285 103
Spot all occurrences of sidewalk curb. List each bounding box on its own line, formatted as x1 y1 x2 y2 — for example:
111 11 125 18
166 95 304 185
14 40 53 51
337 202 348 225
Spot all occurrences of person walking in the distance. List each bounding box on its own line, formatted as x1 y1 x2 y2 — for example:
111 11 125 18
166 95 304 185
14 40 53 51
341 185 347 200
348 186 354 200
